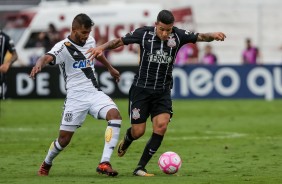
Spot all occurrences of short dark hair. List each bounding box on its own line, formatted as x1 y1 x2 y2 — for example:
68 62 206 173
72 13 94 29
157 10 175 24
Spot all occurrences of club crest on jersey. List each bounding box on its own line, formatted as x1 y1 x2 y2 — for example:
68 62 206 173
167 38 176 48
64 42 72 46
132 108 140 120
185 30 193 35
64 112 73 122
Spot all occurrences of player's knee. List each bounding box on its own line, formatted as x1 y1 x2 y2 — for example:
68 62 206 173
131 128 145 139
106 108 122 120
157 126 167 134
58 137 71 148
132 131 144 139
58 133 73 148
154 122 168 134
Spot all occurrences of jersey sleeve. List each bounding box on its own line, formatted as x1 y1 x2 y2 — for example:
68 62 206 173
175 27 199 46
7 37 16 53
121 27 145 45
47 41 65 65
1 33 16 53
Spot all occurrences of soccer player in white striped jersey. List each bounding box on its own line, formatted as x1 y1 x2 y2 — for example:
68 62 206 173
87 10 226 176
30 13 121 177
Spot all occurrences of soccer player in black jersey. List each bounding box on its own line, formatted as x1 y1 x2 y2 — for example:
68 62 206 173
87 10 226 176
0 31 18 74
0 30 18 99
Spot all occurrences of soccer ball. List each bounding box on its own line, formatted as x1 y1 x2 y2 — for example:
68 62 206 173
158 151 182 174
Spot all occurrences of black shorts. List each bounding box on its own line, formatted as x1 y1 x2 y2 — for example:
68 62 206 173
128 85 173 124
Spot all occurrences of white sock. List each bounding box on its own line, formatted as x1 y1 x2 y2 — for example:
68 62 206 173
44 139 63 165
100 120 121 163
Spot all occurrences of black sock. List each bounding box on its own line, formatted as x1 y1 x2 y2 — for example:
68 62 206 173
123 127 135 148
137 132 164 169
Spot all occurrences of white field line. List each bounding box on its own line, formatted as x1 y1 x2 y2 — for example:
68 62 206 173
140 131 247 141
0 128 246 141
0 127 51 132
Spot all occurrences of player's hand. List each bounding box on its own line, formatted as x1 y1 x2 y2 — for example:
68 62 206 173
29 65 42 79
86 47 104 61
0 63 10 73
213 32 226 41
109 68 120 83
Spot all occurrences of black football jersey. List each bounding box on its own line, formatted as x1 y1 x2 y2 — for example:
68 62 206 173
0 31 16 65
122 26 198 90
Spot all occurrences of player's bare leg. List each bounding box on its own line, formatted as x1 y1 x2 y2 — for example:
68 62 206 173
38 130 74 176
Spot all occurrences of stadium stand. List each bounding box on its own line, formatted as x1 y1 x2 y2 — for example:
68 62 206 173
1 0 282 64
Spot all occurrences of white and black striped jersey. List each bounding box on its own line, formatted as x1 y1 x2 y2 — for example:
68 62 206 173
47 36 100 92
0 31 16 65
122 26 198 90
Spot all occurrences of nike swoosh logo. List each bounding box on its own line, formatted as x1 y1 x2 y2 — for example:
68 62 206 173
148 39 156 42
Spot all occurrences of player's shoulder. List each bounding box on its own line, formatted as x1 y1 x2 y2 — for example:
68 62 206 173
0 31 8 37
172 26 185 34
47 37 69 52
0 31 11 40
143 26 154 30
143 26 155 33
173 27 197 36
135 26 154 33
55 38 69 47
85 36 95 47
87 35 95 42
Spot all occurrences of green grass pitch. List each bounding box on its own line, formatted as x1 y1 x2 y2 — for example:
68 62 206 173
0 99 282 184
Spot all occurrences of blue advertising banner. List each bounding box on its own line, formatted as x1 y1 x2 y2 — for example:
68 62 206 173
172 65 282 100
3 65 282 99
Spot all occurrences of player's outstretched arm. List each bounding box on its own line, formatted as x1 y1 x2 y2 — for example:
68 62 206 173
87 38 124 61
197 32 226 42
0 51 18 73
30 55 53 79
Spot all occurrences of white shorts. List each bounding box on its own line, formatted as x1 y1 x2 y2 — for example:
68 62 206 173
60 90 118 132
